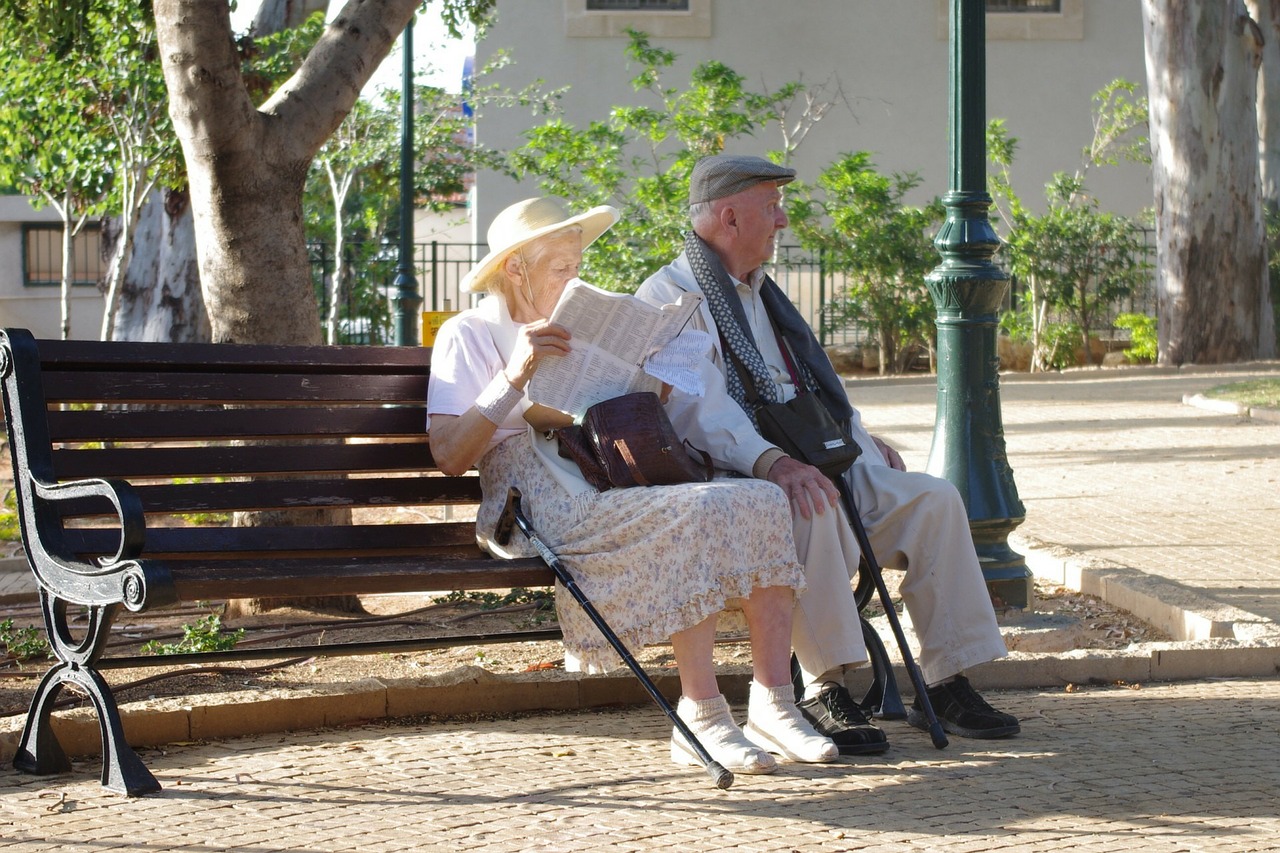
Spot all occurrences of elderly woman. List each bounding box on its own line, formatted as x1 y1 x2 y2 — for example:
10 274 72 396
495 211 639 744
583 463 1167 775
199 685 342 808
427 197 837 774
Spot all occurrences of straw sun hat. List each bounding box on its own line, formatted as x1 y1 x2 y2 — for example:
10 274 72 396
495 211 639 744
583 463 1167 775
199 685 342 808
462 197 620 292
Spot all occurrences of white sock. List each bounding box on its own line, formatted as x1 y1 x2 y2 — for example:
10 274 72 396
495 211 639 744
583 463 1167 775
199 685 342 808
745 682 839 763
804 667 847 699
671 694 776 775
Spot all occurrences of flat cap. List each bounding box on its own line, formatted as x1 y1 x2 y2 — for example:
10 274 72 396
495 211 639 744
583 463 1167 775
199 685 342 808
688 154 796 204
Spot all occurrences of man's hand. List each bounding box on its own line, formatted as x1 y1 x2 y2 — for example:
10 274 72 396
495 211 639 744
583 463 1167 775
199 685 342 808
873 436 905 471
766 455 840 520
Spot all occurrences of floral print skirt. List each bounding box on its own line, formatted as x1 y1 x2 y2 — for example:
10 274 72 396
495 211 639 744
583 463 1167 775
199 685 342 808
476 434 805 674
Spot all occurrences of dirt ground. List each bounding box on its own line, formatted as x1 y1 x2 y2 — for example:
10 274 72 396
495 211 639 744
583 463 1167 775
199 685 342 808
0 434 1168 723
0 575 1169 723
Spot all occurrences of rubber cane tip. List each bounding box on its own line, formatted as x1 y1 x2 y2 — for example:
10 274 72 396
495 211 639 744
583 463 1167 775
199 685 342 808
708 762 734 789
930 723 949 750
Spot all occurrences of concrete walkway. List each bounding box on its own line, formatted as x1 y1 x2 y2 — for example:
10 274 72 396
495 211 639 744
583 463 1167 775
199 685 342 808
2 362 1280 851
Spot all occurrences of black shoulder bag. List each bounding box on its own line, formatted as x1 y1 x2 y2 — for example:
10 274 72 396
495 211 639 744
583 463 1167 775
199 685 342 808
723 317 860 481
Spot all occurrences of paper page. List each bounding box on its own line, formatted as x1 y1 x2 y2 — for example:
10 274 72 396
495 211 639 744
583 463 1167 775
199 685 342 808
527 279 703 416
643 330 711 396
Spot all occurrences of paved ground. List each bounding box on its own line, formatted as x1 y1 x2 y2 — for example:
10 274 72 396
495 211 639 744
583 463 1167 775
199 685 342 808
2 362 1280 851
2 677 1279 851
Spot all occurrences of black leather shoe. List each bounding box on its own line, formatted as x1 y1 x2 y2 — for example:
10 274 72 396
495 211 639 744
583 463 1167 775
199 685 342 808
796 682 890 755
908 675 1021 739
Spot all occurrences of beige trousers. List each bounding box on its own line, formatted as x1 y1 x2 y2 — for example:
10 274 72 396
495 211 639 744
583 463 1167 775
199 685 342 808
790 462 1008 687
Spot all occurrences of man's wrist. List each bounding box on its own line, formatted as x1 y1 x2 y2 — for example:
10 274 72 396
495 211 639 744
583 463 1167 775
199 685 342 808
753 448 788 480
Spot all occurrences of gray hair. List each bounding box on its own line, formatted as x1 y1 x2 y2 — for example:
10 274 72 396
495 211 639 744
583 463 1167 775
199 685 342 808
689 200 717 231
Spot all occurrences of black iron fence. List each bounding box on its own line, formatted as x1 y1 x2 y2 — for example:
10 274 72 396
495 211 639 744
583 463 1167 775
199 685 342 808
309 234 1157 349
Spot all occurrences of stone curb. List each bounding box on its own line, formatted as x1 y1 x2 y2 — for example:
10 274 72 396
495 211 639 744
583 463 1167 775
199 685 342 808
842 360 1280 388
5 536 1280 766
5 634 1279 768
1182 392 1280 423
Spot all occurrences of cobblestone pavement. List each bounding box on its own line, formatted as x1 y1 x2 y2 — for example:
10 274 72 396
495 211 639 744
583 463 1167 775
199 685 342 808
3 364 1280 851
854 364 1280 628
2 677 1279 852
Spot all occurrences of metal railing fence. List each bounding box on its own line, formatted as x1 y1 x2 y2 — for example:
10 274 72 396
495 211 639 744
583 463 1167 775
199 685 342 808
309 234 1157 349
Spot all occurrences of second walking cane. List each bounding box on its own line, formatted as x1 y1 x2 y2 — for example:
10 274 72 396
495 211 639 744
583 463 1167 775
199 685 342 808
494 487 735 789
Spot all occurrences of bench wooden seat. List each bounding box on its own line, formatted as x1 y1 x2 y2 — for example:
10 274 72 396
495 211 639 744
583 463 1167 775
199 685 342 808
0 328 556 795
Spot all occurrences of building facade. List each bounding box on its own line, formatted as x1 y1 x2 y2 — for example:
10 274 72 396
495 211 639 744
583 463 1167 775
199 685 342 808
473 0 1151 241
0 195 106 341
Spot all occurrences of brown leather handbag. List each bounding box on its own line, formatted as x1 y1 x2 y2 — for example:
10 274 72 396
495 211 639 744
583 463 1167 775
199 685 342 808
556 391 713 491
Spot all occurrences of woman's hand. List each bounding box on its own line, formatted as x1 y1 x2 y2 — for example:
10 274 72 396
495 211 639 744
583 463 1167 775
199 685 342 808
506 320 572 389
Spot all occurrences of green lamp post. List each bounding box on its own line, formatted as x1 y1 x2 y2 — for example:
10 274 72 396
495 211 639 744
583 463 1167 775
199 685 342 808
924 0 1031 609
392 14 423 347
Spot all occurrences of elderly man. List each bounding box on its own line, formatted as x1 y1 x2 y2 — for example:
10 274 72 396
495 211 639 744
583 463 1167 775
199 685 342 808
635 154 1019 754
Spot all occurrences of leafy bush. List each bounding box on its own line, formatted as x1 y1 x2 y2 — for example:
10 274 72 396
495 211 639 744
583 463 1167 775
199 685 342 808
0 489 19 541
1114 312 1157 363
1 617 49 662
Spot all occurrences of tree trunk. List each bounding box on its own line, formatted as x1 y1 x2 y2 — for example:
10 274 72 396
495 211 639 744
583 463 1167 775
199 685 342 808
1244 0 1280 212
1142 0 1277 364
59 216 74 341
103 188 209 343
153 0 417 347
153 0 418 614
252 0 330 35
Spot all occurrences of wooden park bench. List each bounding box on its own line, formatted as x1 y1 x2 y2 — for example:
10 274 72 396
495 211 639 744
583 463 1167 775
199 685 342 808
0 327 903 797
0 327 561 796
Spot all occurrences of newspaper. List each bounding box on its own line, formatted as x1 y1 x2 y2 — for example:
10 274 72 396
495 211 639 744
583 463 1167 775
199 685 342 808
527 278 704 417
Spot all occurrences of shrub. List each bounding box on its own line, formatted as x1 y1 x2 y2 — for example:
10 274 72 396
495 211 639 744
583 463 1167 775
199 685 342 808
1114 312 1157 363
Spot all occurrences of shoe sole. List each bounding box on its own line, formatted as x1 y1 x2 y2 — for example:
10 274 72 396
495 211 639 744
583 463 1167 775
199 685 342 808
907 708 1021 739
834 738 891 756
742 723 839 763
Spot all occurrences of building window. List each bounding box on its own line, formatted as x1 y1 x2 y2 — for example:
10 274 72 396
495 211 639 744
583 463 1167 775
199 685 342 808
23 223 104 288
566 0 709 38
586 0 689 9
986 1 1061 11
937 0 1081 40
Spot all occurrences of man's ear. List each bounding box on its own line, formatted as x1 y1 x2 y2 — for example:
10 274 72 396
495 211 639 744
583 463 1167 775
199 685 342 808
720 203 738 233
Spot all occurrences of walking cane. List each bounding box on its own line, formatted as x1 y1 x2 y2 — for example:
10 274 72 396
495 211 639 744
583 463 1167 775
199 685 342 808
834 475 949 750
495 487 734 790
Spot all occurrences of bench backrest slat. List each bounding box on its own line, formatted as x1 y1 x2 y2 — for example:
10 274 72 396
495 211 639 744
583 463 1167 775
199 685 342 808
55 473 483 518
64 522 480 559
46 406 428 442
52 440 436 481
42 371 428 406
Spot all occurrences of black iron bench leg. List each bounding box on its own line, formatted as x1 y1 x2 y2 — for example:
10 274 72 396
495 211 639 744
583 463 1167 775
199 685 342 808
14 662 162 796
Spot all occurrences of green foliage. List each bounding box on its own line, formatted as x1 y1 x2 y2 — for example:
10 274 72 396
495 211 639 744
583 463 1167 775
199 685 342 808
1114 312 1157 363
432 587 555 612
1204 378 1280 410
305 47 561 342
1 617 50 663
999 305 1079 370
1002 173 1150 365
141 612 244 656
789 153 944 374
988 80 1153 370
0 489 20 541
239 10 327 105
1085 79 1150 169
509 29 836 292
